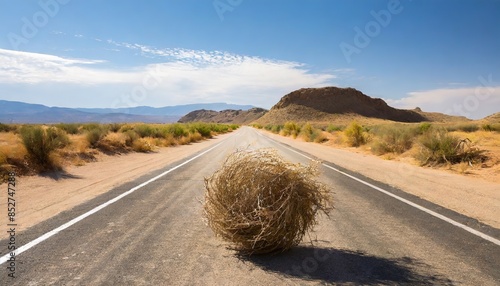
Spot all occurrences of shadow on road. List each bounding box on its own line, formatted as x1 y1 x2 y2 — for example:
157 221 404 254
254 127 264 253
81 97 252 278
239 246 455 285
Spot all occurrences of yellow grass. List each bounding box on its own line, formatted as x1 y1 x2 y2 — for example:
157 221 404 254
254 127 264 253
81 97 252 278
0 132 28 177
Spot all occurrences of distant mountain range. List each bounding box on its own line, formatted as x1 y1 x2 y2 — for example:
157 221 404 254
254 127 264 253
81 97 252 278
0 100 255 124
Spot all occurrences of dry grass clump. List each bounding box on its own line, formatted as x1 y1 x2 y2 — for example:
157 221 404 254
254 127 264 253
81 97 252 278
416 129 487 166
204 149 332 255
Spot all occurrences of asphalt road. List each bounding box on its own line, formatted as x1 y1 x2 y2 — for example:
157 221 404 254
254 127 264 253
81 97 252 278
1 127 499 285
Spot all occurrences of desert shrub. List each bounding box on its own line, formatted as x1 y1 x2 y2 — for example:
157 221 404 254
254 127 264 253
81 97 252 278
482 124 493 132
187 131 203 143
204 149 332 255
189 123 212 138
134 124 157 138
370 125 416 155
326 124 343 132
415 129 486 165
417 122 432 134
123 130 139 147
344 122 367 147
264 124 282 133
0 123 15 133
81 123 102 132
252 123 263 129
119 124 134 133
165 123 189 138
492 123 500 132
20 126 69 170
480 124 500 132
55 123 81 135
300 123 327 143
98 132 129 153
456 124 479 133
108 123 123 133
281 121 301 138
86 126 109 148
132 138 154 152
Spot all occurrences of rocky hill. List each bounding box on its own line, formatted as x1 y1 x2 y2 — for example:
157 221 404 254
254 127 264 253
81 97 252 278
178 108 267 124
256 87 467 124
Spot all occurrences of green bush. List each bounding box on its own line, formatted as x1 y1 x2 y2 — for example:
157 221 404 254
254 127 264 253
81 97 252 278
55 123 81 135
344 122 367 147
20 126 69 170
417 122 432 134
86 126 109 148
457 124 479 132
81 123 102 132
188 123 212 138
252 123 263 129
326 124 343 132
0 123 15 133
282 121 301 138
123 130 139 147
370 125 416 155
134 124 157 138
164 124 188 138
108 123 123 133
300 123 327 143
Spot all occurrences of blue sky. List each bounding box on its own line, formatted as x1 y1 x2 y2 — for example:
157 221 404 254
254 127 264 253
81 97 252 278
0 0 499 119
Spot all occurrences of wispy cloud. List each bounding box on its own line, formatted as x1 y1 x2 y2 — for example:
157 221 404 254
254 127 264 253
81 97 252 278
0 48 130 84
386 86 500 119
0 46 336 108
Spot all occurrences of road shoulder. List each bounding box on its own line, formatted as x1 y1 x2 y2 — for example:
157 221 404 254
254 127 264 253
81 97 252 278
258 129 500 229
0 132 234 239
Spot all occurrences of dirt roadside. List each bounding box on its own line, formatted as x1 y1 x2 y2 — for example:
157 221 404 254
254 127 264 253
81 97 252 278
0 132 234 240
259 129 500 230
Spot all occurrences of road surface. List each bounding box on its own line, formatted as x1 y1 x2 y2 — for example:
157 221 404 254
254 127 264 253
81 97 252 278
1 127 499 285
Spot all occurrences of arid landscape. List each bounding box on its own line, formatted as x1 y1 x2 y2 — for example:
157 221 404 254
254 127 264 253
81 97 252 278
0 86 499 285
1 86 499 230
2 1 499 284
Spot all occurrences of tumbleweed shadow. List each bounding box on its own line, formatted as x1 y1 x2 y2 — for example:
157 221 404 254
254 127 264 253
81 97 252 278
239 246 455 285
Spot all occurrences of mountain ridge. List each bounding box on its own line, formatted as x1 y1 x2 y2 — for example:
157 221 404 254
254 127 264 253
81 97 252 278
0 100 256 124
178 108 268 124
257 87 470 124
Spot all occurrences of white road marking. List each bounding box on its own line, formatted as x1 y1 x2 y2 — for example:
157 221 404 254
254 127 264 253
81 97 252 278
260 130 500 247
0 140 226 265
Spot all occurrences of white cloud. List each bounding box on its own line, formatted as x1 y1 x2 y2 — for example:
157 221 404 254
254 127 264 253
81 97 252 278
0 48 131 84
0 47 336 108
386 85 500 119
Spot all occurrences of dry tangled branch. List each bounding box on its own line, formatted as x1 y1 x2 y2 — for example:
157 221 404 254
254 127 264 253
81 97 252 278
203 148 333 255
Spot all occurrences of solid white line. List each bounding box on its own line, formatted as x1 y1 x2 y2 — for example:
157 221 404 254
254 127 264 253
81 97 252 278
0 140 226 265
262 131 500 247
